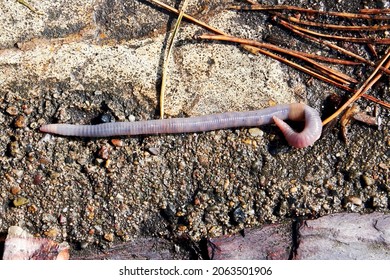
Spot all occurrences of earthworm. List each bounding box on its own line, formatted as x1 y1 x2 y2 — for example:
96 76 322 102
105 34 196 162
40 103 322 148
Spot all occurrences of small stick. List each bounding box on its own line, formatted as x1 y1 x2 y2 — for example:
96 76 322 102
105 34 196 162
16 0 44 15
265 36 361 65
274 16 390 75
231 4 390 20
284 15 390 31
160 0 189 119
322 48 390 125
340 105 360 142
146 1 258 55
361 94 390 109
360 8 390 14
286 51 361 65
349 20 378 58
274 12 379 57
244 47 354 92
148 0 227 35
244 0 258 4
276 17 390 44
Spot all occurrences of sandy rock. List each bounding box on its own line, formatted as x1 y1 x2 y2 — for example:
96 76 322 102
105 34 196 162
295 213 390 260
208 223 292 260
3 226 69 260
72 237 191 260
0 1 296 118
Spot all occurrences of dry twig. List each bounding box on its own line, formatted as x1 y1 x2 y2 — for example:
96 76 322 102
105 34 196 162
360 8 390 14
159 0 189 119
16 0 44 15
282 15 390 32
274 17 390 44
274 16 390 75
231 4 390 20
148 0 227 35
322 48 390 125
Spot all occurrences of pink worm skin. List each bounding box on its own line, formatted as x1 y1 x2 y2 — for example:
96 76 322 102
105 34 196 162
40 103 322 148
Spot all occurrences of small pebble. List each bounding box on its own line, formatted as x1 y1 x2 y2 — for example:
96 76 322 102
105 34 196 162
362 175 375 186
94 225 103 235
33 173 44 185
223 179 230 189
14 169 24 178
304 174 315 182
28 204 38 213
8 141 21 157
290 186 298 194
147 147 160 155
104 159 112 168
87 205 95 220
44 228 59 238
10 186 21 195
178 161 186 170
59 214 67 225
6 106 18 116
198 155 209 167
80 241 89 249
38 157 51 165
13 197 29 207
98 145 111 160
194 197 201 206
4 173 14 182
231 206 246 224
103 233 114 242
115 193 124 202
176 211 185 217
348 196 362 206
248 128 263 137
242 139 253 145
111 139 124 147
22 105 33 115
379 163 388 170
177 225 187 232
98 113 114 124
14 115 27 128
322 203 330 210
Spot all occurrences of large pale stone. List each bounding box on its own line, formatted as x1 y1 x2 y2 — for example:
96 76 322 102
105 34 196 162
295 213 390 260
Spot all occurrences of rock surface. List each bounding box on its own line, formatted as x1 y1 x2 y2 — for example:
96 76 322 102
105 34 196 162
72 237 192 260
295 212 390 260
207 213 390 260
3 226 69 260
2 213 390 259
208 223 292 260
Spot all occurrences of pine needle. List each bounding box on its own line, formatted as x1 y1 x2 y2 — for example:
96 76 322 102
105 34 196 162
160 0 189 119
322 47 390 125
16 0 44 15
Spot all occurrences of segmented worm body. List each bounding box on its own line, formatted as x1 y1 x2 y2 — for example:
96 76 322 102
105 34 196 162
40 103 322 148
